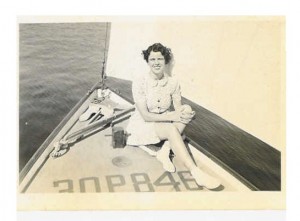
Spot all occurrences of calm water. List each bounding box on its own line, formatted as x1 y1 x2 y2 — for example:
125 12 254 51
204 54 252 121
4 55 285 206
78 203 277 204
19 23 109 171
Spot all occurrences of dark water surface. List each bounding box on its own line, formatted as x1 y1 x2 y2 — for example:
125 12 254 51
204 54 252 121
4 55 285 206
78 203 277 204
19 23 109 171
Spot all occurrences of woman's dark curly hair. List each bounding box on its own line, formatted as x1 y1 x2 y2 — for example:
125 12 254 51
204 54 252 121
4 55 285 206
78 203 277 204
142 43 172 64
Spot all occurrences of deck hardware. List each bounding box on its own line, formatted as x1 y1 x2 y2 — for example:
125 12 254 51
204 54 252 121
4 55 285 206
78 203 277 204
51 106 135 157
112 126 127 148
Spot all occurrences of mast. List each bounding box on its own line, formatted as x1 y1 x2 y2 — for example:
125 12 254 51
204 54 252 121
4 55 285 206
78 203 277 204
101 22 109 89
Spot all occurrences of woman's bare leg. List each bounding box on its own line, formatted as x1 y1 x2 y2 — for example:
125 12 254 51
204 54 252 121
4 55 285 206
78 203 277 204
173 122 186 134
155 122 188 172
154 122 195 170
155 122 221 189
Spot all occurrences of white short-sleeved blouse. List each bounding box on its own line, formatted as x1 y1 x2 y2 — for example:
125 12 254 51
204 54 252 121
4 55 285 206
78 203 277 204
126 73 181 146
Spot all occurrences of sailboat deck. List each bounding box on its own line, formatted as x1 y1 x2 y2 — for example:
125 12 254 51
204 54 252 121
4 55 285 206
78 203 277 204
25 119 239 193
21 87 249 193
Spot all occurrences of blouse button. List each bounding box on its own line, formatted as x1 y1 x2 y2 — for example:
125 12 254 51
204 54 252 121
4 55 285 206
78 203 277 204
157 99 160 102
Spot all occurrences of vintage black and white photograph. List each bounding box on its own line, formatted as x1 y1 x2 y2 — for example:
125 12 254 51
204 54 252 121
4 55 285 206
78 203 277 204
17 16 285 210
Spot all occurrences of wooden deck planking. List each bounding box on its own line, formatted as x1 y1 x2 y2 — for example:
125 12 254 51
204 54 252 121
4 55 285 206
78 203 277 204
105 76 281 191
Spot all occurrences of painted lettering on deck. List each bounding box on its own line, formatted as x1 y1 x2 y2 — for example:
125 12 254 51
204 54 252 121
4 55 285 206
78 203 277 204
53 171 203 192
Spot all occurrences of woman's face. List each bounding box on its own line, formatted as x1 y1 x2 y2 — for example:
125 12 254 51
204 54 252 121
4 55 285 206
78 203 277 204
148 51 165 77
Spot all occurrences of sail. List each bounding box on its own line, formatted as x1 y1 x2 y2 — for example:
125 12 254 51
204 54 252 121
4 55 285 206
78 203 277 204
106 17 284 150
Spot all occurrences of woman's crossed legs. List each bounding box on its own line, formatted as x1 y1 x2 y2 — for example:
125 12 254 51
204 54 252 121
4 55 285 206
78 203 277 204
154 121 195 170
154 121 221 189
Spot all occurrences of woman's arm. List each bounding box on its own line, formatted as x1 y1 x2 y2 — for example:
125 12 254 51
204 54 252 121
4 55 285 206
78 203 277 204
173 96 182 111
135 100 181 122
171 81 195 124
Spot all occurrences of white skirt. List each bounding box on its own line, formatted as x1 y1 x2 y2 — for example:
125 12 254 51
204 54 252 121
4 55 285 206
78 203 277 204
126 111 161 146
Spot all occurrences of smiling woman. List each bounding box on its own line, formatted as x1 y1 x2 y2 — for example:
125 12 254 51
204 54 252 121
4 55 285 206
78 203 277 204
126 43 220 189
148 51 165 77
142 43 172 78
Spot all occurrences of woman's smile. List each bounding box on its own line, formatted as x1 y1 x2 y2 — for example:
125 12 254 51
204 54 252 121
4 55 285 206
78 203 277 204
148 51 166 78
154 65 162 70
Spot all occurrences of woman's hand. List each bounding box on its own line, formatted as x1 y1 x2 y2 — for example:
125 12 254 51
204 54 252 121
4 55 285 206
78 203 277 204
179 105 195 124
168 110 182 122
180 113 194 124
169 105 195 124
